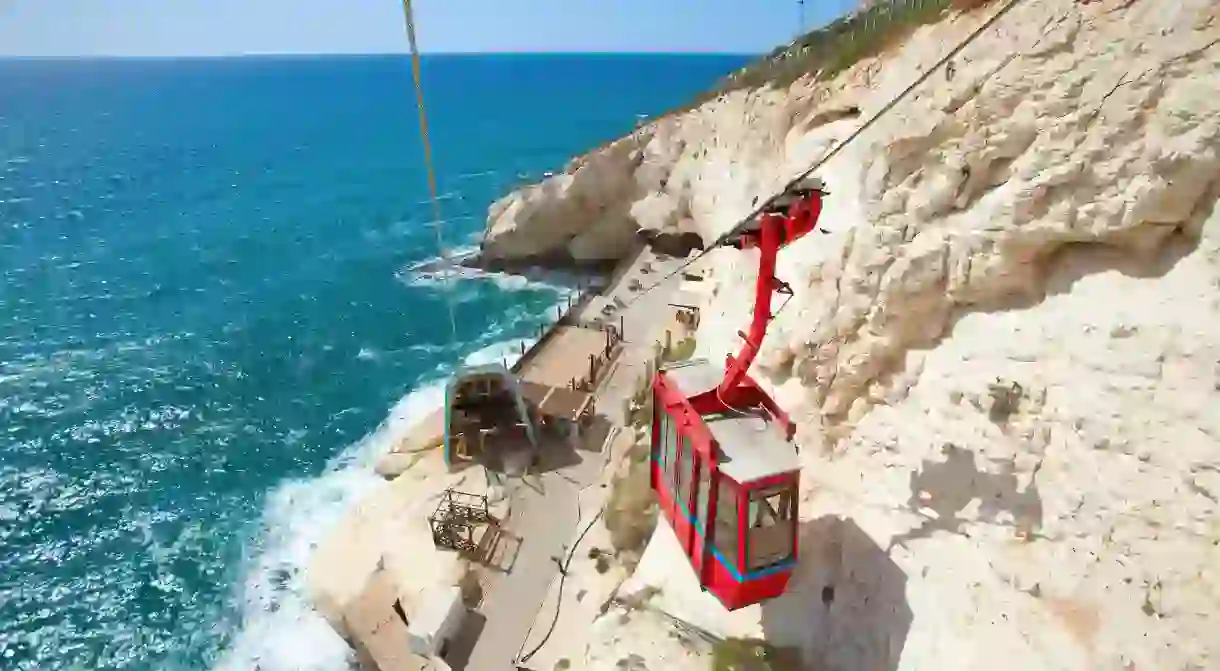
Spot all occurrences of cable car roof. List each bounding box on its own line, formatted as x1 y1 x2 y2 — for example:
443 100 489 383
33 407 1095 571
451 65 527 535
664 359 800 484
708 412 799 484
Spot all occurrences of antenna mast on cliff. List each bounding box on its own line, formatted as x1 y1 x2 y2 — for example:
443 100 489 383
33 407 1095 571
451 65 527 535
797 0 806 36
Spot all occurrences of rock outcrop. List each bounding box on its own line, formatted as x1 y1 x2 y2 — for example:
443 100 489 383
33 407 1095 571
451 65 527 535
481 0 1220 668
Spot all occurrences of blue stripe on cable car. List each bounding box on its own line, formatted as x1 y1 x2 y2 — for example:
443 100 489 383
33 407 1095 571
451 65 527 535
652 456 796 583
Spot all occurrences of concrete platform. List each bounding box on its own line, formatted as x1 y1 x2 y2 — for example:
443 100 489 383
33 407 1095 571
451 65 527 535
518 325 613 389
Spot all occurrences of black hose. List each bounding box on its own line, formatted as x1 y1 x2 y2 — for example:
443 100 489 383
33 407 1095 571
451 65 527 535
516 507 606 665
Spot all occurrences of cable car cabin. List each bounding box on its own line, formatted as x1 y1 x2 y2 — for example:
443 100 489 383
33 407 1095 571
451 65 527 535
651 359 799 610
648 176 826 610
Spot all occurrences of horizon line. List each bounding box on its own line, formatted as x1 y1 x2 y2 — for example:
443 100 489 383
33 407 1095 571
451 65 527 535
0 50 763 60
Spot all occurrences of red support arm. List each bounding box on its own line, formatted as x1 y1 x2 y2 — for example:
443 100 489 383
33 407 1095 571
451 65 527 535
717 191 824 406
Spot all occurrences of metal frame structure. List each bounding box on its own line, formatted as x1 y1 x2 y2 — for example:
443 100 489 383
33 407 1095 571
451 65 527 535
650 178 825 610
443 364 538 467
428 488 491 554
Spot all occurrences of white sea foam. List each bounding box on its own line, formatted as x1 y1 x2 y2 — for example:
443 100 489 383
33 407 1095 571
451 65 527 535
213 380 446 671
215 285 576 670
405 264 582 303
463 337 532 370
399 245 587 297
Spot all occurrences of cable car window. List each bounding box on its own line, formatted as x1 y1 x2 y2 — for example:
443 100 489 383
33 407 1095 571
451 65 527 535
664 413 680 495
659 410 674 484
678 435 693 509
746 485 795 571
657 409 669 475
696 458 711 533
713 479 739 569
652 402 662 467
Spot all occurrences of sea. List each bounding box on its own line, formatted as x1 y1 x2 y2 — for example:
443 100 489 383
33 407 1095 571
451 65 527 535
0 53 749 671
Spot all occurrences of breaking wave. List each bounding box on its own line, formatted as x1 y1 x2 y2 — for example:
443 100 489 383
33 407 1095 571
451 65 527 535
214 297 562 671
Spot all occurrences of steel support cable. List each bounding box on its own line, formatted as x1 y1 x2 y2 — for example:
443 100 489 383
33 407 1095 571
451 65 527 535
618 0 1026 312
401 0 459 346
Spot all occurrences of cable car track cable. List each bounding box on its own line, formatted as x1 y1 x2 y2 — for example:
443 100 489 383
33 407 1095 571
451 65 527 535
617 0 1026 312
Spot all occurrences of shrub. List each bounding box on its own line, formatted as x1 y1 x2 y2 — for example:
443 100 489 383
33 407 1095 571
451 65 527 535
711 638 803 671
604 443 658 565
654 0 953 121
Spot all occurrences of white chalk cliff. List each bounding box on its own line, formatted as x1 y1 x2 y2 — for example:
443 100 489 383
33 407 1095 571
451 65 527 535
484 0 1220 668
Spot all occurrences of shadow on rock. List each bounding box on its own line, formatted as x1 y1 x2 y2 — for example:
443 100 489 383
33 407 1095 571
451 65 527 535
891 442 1042 549
761 516 912 671
637 228 705 258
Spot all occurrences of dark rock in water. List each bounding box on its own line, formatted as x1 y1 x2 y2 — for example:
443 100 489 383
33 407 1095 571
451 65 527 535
270 567 293 590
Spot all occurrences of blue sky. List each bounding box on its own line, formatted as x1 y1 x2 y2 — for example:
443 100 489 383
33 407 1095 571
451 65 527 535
0 0 859 56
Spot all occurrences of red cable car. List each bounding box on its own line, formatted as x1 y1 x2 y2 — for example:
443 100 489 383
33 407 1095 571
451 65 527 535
650 177 826 610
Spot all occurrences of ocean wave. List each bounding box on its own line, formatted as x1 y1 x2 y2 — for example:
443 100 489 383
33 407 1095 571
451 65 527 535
463 337 533 370
399 248 584 298
365 214 479 245
212 379 447 671
214 274 578 671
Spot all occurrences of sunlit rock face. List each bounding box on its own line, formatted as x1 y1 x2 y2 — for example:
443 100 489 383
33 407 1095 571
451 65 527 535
480 0 1220 668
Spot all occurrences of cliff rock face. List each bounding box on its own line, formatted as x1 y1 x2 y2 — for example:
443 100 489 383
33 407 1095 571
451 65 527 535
486 0 1220 668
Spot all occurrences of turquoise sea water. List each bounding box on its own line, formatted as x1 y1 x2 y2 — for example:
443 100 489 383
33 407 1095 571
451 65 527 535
0 54 749 670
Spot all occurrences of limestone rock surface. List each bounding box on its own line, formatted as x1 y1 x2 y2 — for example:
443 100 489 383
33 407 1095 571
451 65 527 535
480 0 1220 668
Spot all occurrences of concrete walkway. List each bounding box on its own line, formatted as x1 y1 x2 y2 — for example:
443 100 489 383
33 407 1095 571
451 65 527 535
461 248 699 671
464 448 598 671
